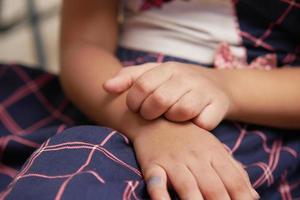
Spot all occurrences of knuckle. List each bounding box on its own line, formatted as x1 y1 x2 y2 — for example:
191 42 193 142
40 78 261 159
135 79 152 94
177 104 197 119
168 152 179 161
151 93 169 108
188 150 199 160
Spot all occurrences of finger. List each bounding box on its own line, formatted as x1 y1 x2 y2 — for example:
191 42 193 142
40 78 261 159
143 165 171 200
103 63 159 93
164 90 210 122
228 156 260 199
165 164 204 200
188 162 230 200
139 77 190 120
212 155 260 200
127 65 173 112
193 99 228 130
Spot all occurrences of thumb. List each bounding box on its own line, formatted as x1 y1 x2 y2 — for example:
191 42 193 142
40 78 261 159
103 63 159 94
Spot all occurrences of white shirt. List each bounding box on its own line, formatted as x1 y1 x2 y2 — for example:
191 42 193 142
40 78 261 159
120 0 246 64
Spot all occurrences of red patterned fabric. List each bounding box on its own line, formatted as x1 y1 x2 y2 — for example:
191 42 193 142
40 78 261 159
140 0 173 10
214 43 278 70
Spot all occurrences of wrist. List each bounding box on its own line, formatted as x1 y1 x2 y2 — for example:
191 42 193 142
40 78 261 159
209 68 240 120
117 107 158 142
118 109 174 143
117 109 146 141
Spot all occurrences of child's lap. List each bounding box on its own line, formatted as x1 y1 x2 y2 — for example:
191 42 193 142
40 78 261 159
0 48 299 199
0 126 146 200
1 124 299 200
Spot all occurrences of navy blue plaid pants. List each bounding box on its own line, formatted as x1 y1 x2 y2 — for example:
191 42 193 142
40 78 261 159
0 48 300 200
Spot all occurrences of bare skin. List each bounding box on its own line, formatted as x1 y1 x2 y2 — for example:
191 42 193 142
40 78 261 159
60 0 259 199
104 62 231 130
133 120 258 200
104 62 300 130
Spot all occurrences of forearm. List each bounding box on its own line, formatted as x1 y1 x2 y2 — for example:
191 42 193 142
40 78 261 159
60 45 152 140
60 0 148 140
220 67 300 129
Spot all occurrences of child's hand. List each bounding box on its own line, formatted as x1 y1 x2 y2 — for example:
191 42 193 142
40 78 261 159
104 62 232 130
132 120 259 200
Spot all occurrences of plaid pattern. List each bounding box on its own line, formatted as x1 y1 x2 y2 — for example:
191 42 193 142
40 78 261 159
0 64 87 190
0 0 300 199
0 47 299 199
235 0 300 66
0 51 196 200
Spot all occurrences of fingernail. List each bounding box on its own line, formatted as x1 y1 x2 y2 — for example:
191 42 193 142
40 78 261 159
147 176 162 186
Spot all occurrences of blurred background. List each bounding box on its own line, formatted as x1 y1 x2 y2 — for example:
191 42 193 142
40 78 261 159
0 0 61 73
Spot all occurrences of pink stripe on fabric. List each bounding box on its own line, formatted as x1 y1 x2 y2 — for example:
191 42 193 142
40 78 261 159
0 105 23 135
279 171 293 200
2 74 52 107
240 31 275 51
230 0 247 62
43 145 142 177
252 162 273 188
0 135 40 161
11 66 74 125
0 164 17 178
16 140 50 180
280 0 300 8
122 181 131 200
100 131 117 146
252 131 272 153
258 1 295 44
156 54 165 63
56 124 67 135
55 142 105 200
230 128 246 154
20 170 105 184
